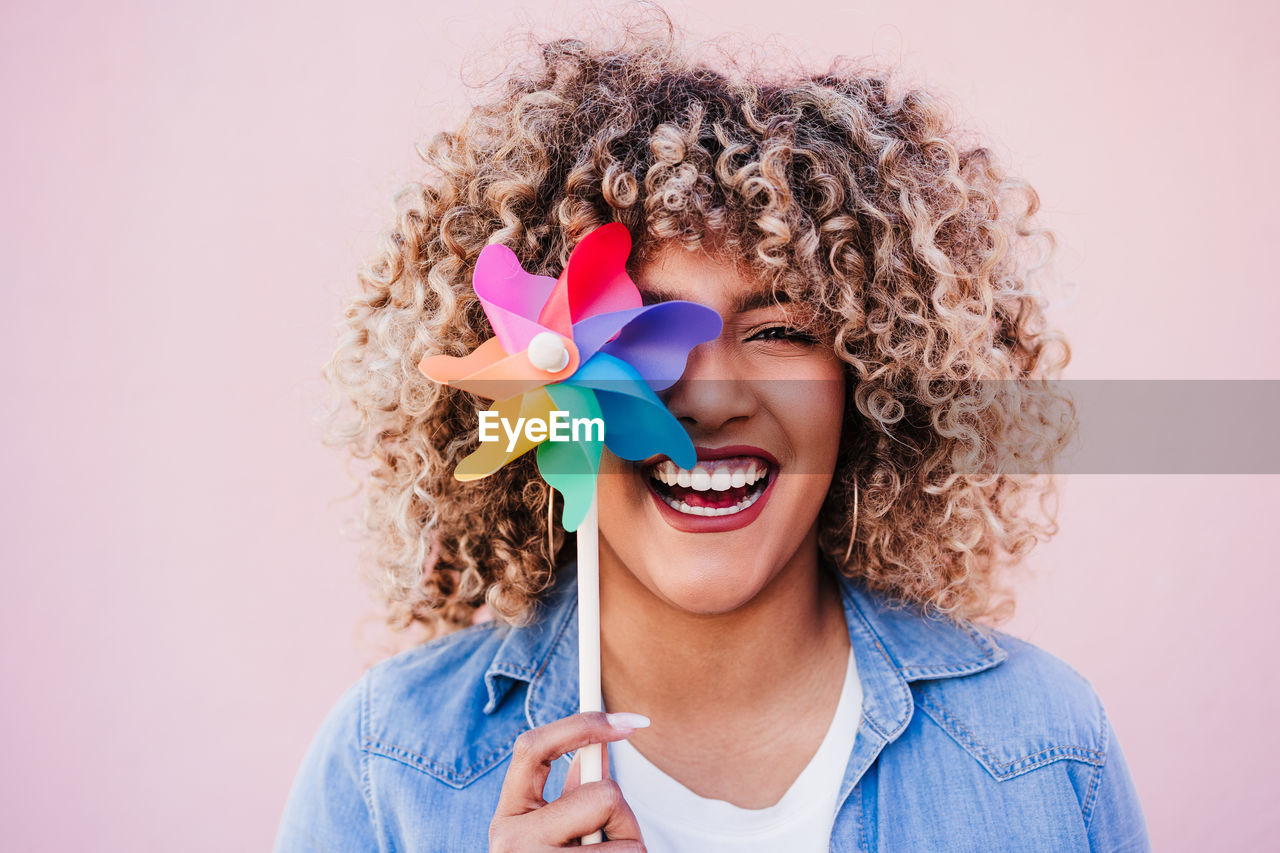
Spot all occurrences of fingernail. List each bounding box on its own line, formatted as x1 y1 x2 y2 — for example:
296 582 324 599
605 712 650 731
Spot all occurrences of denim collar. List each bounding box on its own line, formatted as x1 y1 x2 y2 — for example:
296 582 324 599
483 557 1008 771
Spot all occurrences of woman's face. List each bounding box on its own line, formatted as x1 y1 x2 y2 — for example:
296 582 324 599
595 244 846 615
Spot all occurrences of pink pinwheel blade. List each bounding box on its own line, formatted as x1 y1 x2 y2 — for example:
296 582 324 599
473 243 565 351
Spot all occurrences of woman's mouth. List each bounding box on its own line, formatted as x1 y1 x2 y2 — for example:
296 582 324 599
645 456 773 517
640 446 779 533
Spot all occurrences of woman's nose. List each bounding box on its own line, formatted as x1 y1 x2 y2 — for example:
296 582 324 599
662 340 757 434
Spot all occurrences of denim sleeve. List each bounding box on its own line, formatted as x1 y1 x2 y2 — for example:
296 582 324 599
273 674 382 853
1085 707 1150 853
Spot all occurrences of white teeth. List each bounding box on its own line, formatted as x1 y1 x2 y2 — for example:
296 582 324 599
648 456 773 497
661 484 766 517
648 455 774 518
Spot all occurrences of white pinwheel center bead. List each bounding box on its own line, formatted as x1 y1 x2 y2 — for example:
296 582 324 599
527 332 571 373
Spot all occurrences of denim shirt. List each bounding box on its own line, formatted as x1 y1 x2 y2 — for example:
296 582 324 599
274 561 1150 851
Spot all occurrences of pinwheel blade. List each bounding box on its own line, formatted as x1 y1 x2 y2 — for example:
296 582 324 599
418 336 510 385
449 338 579 401
538 223 642 331
571 301 722 389
473 243 564 351
455 388 557 481
538 384 605 532
594 388 695 469
562 352 697 469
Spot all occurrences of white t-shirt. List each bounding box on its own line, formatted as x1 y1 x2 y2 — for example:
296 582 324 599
607 648 862 852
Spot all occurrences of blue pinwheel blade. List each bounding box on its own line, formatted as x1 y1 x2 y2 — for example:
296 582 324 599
562 352 696 469
594 389 695 468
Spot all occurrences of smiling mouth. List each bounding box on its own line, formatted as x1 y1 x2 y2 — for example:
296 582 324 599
643 456 775 517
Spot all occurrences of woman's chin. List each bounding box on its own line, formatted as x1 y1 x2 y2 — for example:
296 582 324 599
634 556 772 616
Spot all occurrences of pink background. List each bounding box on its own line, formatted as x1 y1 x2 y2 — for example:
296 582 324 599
3 1 1277 849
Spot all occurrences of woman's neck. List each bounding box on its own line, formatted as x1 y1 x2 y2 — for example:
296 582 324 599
595 530 850 755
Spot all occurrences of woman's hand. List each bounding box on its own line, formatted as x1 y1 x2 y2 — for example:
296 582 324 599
489 711 649 851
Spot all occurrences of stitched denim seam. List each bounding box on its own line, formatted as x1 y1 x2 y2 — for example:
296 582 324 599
840 585 911 740
485 661 538 714
963 623 996 652
362 736 520 787
901 625 1003 679
920 693 1104 772
860 635 902 740
362 590 578 785
921 692 1103 766
492 662 539 676
855 782 868 853
901 661 983 679
1081 703 1110 830
359 674 395 853
917 692 1104 779
523 591 581 729
359 632 523 787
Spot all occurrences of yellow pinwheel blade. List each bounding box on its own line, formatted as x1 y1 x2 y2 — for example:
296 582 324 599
455 387 557 481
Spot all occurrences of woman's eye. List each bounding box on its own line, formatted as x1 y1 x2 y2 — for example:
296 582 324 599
747 325 818 344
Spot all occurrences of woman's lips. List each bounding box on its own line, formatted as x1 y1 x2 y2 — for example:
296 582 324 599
641 445 779 533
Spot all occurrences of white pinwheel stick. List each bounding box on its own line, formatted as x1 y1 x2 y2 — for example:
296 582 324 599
577 493 604 845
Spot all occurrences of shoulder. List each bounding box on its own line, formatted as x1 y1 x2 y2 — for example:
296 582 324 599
910 630 1109 781
355 621 531 788
300 622 511 765
910 631 1150 847
275 623 533 851
307 569 581 794
278 634 502 851
364 620 508 713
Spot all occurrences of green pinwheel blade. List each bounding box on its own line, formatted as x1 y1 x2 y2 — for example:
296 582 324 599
538 383 605 532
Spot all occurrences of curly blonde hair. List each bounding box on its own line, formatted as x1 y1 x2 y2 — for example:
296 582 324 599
322 14 1075 639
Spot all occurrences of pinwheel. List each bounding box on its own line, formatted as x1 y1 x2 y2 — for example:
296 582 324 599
418 222 720 840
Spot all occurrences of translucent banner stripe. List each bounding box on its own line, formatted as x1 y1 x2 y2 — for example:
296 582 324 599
449 380 1280 475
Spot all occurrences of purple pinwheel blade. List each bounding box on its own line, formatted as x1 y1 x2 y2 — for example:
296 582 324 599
571 301 722 390
570 305 653 364
598 301 721 391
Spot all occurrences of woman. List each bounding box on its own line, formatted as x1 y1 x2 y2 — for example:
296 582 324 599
276 21 1149 852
